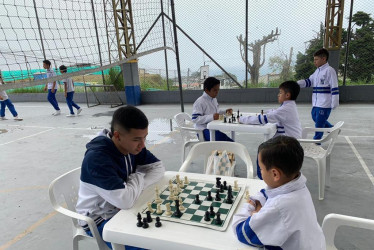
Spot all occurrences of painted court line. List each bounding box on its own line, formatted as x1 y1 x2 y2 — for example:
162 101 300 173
0 185 48 194
0 128 55 146
345 136 374 186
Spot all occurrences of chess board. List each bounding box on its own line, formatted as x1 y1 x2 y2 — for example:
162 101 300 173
140 178 245 231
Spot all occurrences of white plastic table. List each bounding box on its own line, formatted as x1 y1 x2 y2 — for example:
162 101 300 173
207 118 277 142
103 171 266 250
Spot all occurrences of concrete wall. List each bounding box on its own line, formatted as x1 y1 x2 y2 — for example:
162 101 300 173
8 85 374 105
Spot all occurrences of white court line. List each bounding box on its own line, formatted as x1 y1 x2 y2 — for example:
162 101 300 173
5 124 102 130
345 136 374 186
0 128 55 146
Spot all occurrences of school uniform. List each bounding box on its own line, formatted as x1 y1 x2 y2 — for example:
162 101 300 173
232 174 326 250
46 68 60 111
297 63 339 139
192 92 233 141
0 83 18 118
62 77 80 115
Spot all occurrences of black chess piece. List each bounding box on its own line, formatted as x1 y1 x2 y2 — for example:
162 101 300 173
220 183 224 193
136 213 143 227
228 118 231 123
155 216 162 227
223 117 227 123
215 212 222 225
209 205 215 217
261 109 264 115
215 190 221 201
223 181 228 190
194 194 201 204
146 210 153 223
226 193 233 204
237 109 240 118
216 177 221 188
204 211 211 221
173 199 182 217
207 191 213 201
142 218 149 228
228 185 233 199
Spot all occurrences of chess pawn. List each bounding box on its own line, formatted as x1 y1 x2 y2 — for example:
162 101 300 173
184 176 189 185
155 187 162 204
168 183 173 192
176 174 180 184
156 203 163 214
233 180 239 191
169 179 173 185
147 202 154 213
179 179 184 188
165 203 172 216
179 197 185 211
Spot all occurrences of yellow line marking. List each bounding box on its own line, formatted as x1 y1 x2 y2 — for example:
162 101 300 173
0 210 58 250
0 185 48 194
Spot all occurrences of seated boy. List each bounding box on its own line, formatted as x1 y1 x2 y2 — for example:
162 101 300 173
239 80 302 139
239 80 302 179
192 77 233 141
231 136 325 249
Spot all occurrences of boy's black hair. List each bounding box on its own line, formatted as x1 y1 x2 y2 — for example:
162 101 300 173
110 106 148 134
258 136 304 177
314 48 329 61
59 65 67 73
279 80 300 100
43 60 51 67
203 77 220 91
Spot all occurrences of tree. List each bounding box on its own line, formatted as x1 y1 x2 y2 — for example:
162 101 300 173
237 28 280 85
268 47 294 81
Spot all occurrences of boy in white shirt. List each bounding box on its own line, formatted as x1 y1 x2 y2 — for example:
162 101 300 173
43 60 61 116
0 70 22 121
59 65 82 117
232 136 325 249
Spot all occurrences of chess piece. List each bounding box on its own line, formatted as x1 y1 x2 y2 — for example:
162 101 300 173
155 186 162 204
223 181 227 190
142 218 149 228
204 211 211 221
209 205 215 217
156 203 163 214
147 202 154 213
237 109 240 119
168 188 175 200
179 197 185 211
226 192 233 204
179 179 184 188
184 176 189 185
173 199 182 217
169 179 172 185
224 117 227 123
168 183 173 192
155 216 162 227
206 191 213 201
136 213 143 227
245 190 250 200
219 183 224 193
216 177 221 188
194 194 201 204
176 174 180 184
261 109 264 115
215 190 221 201
228 185 233 199
233 180 239 191
146 210 153 223
165 203 172 216
228 118 231 123
215 212 222 225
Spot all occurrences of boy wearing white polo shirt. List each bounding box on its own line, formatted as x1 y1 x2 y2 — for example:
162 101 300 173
0 70 22 121
59 65 82 117
43 60 61 116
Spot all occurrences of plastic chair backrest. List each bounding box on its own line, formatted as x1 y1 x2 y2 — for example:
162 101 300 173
174 112 204 142
174 112 193 127
322 121 344 157
322 213 374 250
179 141 255 178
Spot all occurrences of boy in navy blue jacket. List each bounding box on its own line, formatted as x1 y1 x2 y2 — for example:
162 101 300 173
76 106 165 249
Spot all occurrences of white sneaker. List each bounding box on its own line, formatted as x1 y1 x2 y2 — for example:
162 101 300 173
77 108 82 115
66 114 75 117
1 116 7 120
14 116 23 121
52 110 61 116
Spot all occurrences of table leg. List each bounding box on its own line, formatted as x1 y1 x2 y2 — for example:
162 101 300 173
231 131 235 141
210 129 216 141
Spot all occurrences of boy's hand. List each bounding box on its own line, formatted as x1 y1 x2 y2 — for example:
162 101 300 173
44 86 47 91
250 200 262 215
226 108 233 115
51 89 55 93
213 113 219 120
64 92 67 97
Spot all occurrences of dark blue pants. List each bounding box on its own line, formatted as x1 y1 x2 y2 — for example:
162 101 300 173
311 107 333 140
47 89 60 111
203 129 234 142
0 99 18 117
66 91 80 114
86 219 146 250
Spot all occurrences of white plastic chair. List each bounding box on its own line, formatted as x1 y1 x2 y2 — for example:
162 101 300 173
322 213 374 250
179 141 255 178
48 167 110 250
174 112 205 163
298 121 344 200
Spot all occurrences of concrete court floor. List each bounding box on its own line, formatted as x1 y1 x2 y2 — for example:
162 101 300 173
0 101 374 250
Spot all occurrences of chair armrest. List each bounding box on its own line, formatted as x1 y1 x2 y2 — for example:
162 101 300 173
180 127 205 141
302 126 335 138
298 138 323 144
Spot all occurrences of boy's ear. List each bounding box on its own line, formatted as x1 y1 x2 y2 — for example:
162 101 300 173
271 168 282 182
285 92 291 99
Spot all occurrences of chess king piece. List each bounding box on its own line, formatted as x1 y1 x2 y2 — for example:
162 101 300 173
173 199 183 217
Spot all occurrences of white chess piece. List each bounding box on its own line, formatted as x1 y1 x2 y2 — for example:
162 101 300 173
245 190 249 200
184 176 189 185
169 179 173 185
156 203 163 214
179 197 185 211
147 202 154 213
179 179 184 188
168 183 173 191
155 186 162 204
233 180 239 191
165 203 172 216
168 188 175 200
176 174 180 185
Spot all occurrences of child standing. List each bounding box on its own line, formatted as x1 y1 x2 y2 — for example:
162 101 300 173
43 60 61 116
239 80 302 179
0 70 22 121
59 65 82 117
297 48 339 140
231 136 325 249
